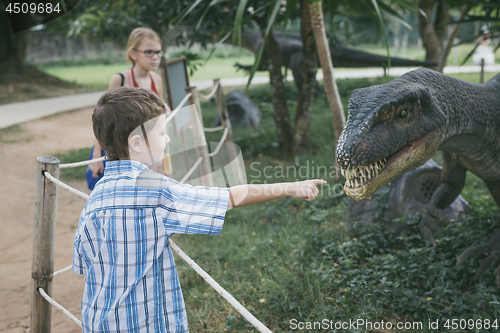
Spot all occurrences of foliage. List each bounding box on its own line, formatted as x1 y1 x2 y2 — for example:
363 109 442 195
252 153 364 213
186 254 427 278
176 0 421 86
168 49 204 76
454 0 500 65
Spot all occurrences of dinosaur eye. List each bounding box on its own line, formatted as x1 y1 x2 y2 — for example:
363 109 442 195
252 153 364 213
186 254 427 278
399 110 408 118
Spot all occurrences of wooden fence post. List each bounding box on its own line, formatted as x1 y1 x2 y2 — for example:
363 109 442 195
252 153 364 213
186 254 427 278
186 86 214 187
213 79 246 185
31 156 60 333
480 58 485 83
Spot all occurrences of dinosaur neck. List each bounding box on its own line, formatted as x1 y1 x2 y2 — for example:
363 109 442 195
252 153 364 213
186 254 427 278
436 78 500 153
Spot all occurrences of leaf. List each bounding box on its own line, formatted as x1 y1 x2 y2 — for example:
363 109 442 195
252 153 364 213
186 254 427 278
246 0 282 89
232 0 249 46
369 0 390 67
459 42 480 66
377 2 413 31
204 30 232 63
196 0 229 30
281 0 299 35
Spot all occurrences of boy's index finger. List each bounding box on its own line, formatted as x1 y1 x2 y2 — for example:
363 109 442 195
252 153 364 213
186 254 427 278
311 179 327 185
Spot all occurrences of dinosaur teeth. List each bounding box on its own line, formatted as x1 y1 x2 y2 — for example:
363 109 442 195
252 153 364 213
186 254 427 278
342 156 388 188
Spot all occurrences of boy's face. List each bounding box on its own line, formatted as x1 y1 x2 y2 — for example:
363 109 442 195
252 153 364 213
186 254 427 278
145 114 169 165
129 114 170 167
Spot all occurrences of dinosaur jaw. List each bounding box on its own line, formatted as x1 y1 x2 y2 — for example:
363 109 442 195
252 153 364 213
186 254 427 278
340 130 441 200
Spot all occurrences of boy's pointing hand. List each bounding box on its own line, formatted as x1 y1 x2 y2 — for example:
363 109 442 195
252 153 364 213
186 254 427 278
291 179 327 201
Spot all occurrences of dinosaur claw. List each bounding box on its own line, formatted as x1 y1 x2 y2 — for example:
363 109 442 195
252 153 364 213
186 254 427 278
474 253 499 280
456 243 490 265
457 231 500 287
419 210 442 245
419 225 437 246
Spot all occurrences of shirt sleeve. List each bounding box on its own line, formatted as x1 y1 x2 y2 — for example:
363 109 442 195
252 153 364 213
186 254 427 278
161 180 230 236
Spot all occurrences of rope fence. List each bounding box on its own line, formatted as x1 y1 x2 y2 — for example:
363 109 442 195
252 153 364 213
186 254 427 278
43 170 89 200
166 92 192 124
59 156 106 169
207 127 230 158
31 81 271 333
198 80 220 101
203 125 224 132
38 288 83 328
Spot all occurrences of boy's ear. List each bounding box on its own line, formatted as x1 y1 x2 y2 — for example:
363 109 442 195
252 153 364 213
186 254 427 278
129 134 143 154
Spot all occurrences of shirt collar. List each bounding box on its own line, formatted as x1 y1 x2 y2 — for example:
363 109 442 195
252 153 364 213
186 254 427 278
104 160 150 176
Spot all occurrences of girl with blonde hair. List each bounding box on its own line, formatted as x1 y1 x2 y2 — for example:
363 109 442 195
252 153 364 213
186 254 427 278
88 27 169 189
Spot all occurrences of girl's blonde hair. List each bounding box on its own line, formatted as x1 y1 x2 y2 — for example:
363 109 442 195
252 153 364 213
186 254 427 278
126 28 162 64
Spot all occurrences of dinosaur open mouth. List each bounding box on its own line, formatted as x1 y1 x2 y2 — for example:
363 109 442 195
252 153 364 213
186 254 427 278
340 130 440 200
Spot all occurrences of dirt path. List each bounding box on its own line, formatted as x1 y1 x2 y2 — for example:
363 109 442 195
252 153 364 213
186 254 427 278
0 107 95 333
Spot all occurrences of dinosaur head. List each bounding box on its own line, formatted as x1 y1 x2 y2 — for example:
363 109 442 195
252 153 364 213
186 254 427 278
336 71 446 200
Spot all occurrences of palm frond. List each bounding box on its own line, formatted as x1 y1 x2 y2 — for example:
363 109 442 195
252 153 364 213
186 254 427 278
246 0 283 89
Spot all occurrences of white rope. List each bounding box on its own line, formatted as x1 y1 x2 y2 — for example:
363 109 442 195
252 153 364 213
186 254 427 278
207 127 229 157
179 157 203 184
60 156 106 169
198 81 220 101
43 171 89 200
38 288 83 328
166 92 192 124
51 265 73 278
178 126 228 183
168 239 273 333
203 125 224 132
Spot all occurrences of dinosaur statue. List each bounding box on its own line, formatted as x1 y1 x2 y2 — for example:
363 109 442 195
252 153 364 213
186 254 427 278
232 30 438 88
335 68 500 285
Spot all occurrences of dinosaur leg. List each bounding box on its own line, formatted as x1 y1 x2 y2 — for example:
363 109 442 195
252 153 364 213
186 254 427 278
456 180 500 287
419 152 466 245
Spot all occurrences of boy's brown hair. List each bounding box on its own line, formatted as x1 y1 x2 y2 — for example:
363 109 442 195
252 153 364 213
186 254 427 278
93 87 166 161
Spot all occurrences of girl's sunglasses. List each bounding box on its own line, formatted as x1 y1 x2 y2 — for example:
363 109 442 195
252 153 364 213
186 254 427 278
133 49 165 58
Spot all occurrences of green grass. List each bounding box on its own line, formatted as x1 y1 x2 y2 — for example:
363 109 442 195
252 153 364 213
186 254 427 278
54 75 500 332
357 43 500 67
189 56 268 82
42 63 130 90
53 147 92 181
38 43 500 95
448 72 499 83
37 43 500 92
39 56 266 91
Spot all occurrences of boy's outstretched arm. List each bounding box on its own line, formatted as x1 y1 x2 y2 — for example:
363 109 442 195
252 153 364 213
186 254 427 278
228 179 327 208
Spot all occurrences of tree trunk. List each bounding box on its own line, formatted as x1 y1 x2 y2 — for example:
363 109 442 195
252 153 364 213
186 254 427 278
437 5 472 72
418 0 442 67
401 26 409 58
310 0 345 145
392 19 401 57
257 21 294 159
0 5 30 66
293 0 317 154
434 0 449 46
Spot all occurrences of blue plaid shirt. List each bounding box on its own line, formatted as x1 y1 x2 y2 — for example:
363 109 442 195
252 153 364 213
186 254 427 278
73 160 229 333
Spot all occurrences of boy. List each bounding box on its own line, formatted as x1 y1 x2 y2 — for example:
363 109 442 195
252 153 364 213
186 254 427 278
73 87 325 333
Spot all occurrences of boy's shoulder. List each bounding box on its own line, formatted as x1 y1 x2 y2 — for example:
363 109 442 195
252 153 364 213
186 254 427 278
83 162 185 214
